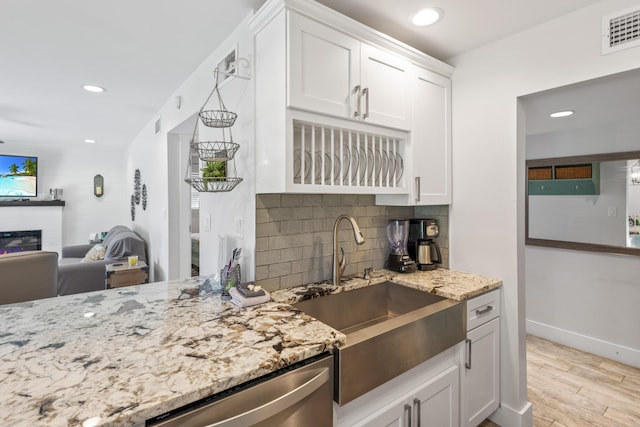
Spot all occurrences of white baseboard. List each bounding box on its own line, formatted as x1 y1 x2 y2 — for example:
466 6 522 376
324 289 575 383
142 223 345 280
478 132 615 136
526 319 640 368
489 401 533 427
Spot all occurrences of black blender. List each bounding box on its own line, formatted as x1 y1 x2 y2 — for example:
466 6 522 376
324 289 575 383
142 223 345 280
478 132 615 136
386 219 417 273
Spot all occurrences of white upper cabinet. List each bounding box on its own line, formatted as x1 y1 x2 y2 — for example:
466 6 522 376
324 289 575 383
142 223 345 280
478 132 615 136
289 13 411 130
376 65 452 205
251 0 452 196
359 43 411 129
288 13 360 119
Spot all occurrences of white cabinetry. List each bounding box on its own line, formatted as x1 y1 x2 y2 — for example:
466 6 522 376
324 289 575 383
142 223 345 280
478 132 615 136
336 345 460 427
462 289 501 427
289 12 411 130
355 365 459 427
376 65 451 206
251 0 453 195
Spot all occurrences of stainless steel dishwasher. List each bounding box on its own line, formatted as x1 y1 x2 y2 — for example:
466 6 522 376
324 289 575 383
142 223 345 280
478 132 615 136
146 353 333 427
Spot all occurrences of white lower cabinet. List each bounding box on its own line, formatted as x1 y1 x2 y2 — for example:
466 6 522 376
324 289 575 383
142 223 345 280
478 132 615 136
335 345 461 427
352 365 459 427
461 289 501 427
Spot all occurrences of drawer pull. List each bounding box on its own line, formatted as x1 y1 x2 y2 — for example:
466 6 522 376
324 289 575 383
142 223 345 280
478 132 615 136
476 305 493 316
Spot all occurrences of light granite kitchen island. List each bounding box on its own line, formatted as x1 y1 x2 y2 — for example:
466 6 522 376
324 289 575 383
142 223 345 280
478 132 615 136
0 277 344 427
0 268 500 426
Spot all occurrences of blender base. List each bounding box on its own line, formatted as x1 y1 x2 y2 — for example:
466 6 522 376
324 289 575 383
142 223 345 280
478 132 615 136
386 255 417 273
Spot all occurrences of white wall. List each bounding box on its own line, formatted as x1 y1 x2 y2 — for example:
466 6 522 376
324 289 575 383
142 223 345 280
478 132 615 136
125 13 256 283
528 160 627 246
0 142 128 248
448 0 640 424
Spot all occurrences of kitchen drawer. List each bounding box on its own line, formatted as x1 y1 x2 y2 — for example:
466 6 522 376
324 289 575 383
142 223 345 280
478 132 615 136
466 288 501 331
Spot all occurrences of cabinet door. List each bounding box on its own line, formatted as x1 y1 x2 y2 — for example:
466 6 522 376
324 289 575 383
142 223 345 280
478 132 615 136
462 317 500 427
414 365 459 427
289 12 360 118
360 43 411 130
411 66 451 205
352 396 410 427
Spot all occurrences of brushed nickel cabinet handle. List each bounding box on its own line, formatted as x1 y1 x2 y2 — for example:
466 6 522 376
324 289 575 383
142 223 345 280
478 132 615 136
476 305 493 316
415 177 421 203
404 403 412 426
362 87 369 119
465 338 472 370
353 85 361 118
413 398 421 427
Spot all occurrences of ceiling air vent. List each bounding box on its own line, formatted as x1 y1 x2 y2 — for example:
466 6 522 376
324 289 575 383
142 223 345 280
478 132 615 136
602 5 640 54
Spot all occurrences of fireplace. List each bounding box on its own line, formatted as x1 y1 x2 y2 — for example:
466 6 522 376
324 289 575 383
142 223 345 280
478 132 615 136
0 230 42 255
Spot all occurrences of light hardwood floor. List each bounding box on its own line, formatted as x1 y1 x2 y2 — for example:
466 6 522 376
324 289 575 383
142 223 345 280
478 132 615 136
482 335 640 426
527 335 640 426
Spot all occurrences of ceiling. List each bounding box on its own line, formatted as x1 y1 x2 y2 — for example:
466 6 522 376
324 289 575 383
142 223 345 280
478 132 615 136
522 67 640 136
0 0 608 149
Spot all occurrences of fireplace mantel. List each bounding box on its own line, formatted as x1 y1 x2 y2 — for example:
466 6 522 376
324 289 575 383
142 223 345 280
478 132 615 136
0 200 65 207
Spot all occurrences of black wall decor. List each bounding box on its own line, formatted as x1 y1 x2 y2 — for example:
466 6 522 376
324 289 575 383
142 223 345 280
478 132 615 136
130 194 136 221
142 184 148 210
134 169 141 205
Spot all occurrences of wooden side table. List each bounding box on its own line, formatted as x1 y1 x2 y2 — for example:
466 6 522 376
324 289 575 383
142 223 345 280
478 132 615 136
105 261 149 288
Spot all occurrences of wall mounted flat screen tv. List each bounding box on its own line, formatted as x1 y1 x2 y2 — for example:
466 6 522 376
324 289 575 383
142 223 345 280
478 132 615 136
0 154 38 198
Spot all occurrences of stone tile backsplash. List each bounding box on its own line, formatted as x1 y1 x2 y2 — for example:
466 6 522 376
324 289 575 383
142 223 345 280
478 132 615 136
255 194 449 291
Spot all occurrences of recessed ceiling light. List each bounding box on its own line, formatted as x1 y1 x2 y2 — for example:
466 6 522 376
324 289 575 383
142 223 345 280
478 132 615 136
549 110 574 118
411 8 443 27
83 84 106 93
84 139 96 144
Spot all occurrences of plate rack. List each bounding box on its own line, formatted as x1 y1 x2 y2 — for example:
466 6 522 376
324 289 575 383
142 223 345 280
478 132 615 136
292 120 405 189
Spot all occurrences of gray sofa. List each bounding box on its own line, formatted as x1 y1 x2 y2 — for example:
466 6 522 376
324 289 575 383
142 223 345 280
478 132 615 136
0 251 59 304
58 225 147 295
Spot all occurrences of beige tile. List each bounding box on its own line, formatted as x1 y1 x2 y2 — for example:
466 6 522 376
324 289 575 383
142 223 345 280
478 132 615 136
291 206 314 220
255 237 269 252
280 247 304 262
281 194 303 207
256 222 280 238
256 194 280 209
255 250 280 266
255 277 280 292
268 262 292 278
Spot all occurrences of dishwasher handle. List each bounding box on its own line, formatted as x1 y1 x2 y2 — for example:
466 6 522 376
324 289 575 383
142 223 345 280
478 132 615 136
205 367 331 427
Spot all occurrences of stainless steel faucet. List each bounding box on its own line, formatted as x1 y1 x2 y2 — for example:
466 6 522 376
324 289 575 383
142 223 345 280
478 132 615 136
333 215 366 286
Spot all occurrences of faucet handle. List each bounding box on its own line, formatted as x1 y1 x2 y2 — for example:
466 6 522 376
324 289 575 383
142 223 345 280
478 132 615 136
338 247 346 273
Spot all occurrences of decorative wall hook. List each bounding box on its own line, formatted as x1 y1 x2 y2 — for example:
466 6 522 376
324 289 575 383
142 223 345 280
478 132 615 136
218 56 252 81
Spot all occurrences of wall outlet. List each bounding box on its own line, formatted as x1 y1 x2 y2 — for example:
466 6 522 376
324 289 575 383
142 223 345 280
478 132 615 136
234 216 244 238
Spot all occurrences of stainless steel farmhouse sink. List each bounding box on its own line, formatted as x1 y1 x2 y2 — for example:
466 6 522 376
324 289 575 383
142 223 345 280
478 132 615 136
294 281 465 405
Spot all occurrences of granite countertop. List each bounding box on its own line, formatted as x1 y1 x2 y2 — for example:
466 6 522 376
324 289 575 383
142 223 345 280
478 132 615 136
0 277 345 427
271 268 502 304
0 268 499 427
